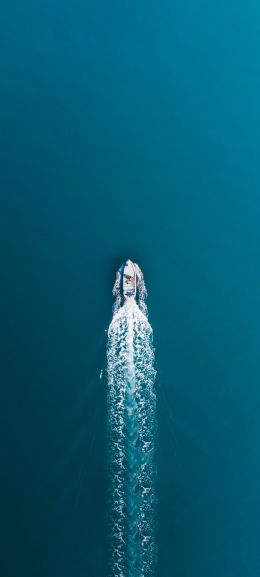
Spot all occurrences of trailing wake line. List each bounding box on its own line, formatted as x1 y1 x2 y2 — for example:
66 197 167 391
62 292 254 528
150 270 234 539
107 260 157 577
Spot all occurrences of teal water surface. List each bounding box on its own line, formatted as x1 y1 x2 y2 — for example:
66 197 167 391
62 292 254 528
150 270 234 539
1 1 260 576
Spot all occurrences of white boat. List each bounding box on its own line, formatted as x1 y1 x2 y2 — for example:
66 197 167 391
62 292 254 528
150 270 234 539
113 259 140 300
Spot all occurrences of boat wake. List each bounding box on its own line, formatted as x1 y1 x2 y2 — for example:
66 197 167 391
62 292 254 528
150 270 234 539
107 278 157 577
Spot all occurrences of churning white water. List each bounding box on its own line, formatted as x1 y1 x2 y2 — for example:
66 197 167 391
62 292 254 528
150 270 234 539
107 295 157 577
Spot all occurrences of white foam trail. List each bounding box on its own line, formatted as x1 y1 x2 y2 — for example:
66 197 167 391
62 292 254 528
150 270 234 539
107 297 157 577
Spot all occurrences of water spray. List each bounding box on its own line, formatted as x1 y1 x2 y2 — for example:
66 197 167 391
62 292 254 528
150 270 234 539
107 260 157 577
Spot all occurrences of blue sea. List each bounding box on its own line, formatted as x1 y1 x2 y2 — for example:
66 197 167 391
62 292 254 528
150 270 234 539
1 1 260 576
